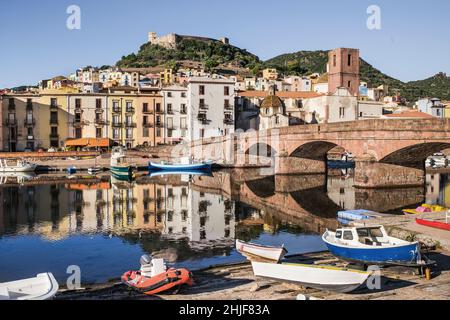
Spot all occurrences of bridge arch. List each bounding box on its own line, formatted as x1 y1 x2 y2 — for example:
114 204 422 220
245 143 278 157
289 141 340 160
244 176 276 198
380 142 450 167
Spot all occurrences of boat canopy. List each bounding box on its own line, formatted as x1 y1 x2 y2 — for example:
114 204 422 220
65 138 113 148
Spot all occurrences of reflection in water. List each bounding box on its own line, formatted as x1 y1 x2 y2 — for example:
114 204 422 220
0 170 449 283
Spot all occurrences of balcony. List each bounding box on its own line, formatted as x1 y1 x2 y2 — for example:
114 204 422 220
112 122 123 128
24 118 36 126
143 109 154 114
224 105 234 111
125 107 135 114
143 122 154 128
50 104 58 110
199 104 209 110
95 119 108 126
49 133 59 139
50 119 58 125
155 109 164 114
155 122 164 128
5 118 18 126
125 137 135 141
167 109 174 115
8 103 16 111
26 103 33 111
180 109 187 114
72 120 86 127
124 122 137 128
27 135 34 141
224 118 234 125
74 107 83 114
112 107 122 113
95 108 104 114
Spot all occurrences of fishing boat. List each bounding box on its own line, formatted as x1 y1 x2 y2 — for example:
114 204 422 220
149 160 213 172
0 273 59 300
322 225 423 266
121 255 193 295
0 159 37 173
403 204 447 215
251 261 370 293
110 147 133 179
416 212 450 231
236 239 287 262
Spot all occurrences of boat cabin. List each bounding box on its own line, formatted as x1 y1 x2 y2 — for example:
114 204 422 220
334 226 393 247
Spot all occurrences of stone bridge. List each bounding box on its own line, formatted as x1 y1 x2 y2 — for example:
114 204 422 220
189 119 450 188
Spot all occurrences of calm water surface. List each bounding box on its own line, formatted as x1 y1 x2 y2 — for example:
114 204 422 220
0 170 448 284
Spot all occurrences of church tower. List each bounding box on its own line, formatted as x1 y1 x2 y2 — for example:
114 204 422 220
328 48 360 96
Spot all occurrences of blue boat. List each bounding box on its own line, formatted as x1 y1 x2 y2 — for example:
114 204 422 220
327 160 355 169
149 161 213 172
322 225 422 266
67 167 77 175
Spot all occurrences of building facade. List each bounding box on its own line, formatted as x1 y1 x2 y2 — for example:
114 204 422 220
328 48 360 96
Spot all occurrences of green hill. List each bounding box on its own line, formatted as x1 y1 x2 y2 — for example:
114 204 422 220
117 38 261 72
265 50 436 102
117 40 449 102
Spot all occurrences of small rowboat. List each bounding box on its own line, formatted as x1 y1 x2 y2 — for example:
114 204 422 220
403 204 447 215
416 217 450 231
149 161 213 172
0 273 59 300
251 261 370 293
323 225 422 266
236 239 287 262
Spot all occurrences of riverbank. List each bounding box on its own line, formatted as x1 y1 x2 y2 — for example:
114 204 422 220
55 250 450 300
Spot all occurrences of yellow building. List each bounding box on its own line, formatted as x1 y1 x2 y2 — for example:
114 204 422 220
262 68 278 81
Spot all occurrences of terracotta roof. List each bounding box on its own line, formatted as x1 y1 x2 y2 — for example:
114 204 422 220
384 111 434 118
261 95 283 109
237 90 323 99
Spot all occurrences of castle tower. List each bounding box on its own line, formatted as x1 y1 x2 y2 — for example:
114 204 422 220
148 32 157 43
328 48 360 96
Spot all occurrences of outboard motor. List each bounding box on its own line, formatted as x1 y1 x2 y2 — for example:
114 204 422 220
139 254 167 278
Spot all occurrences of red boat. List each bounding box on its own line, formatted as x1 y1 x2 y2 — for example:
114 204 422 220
416 218 450 231
122 268 194 295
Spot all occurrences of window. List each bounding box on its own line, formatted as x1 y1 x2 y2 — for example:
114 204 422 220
181 92 186 98
343 231 353 240
143 128 149 137
180 104 187 114
348 54 352 66
224 99 230 109
275 116 279 124
126 129 133 139
359 112 363 117
96 128 102 138
50 111 58 124
200 129 205 138
75 128 82 139
51 127 58 136
333 54 336 67
75 98 81 109
156 128 161 137
167 117 173 129
113 128 120 139
199 99 205 108
156 103 161 112
167 103 173 113
199 85 205 95
224 86 230 95
113 115 120 124
156 115 161 125
96 99 102 109
143 103 148 112
180 118 187 129
167 92 172 98
51 98 57 107
339 107 345 118
336 231 342 239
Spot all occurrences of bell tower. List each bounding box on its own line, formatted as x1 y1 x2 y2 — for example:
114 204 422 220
328 48 360 96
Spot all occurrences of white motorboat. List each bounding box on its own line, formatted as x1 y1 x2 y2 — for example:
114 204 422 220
251 261 370 293
236 239 287 262
0 159 37 173
0 273 59 300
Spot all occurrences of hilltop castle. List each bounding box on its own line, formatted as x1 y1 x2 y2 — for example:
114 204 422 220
147 32 229 49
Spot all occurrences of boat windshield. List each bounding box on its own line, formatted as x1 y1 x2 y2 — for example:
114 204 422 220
357 228 383 238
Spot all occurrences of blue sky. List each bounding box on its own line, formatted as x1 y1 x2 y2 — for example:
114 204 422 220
0 0 449 88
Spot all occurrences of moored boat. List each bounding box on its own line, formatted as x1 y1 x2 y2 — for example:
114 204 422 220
121 255 193 295
322 225 422 266
416 213 450 231
87 167 103 175
236 239 287 262
0 273 59 300
251 261 370 293
149 161 213 172
0 159 37 173
110 147 133 179
403 204 447 215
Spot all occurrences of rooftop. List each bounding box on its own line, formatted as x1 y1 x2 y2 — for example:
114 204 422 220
237 90 323 99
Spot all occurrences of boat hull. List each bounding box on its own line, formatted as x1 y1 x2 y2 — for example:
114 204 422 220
0 273 59 300
323 237 420 265
149 162 212 172
251 262 369 293
416 218 450 231
236 240 287 262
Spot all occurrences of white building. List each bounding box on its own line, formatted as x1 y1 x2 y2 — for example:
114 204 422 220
187 77 235 141
417 98 445 119
284 76 312 92
162 85 189 145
